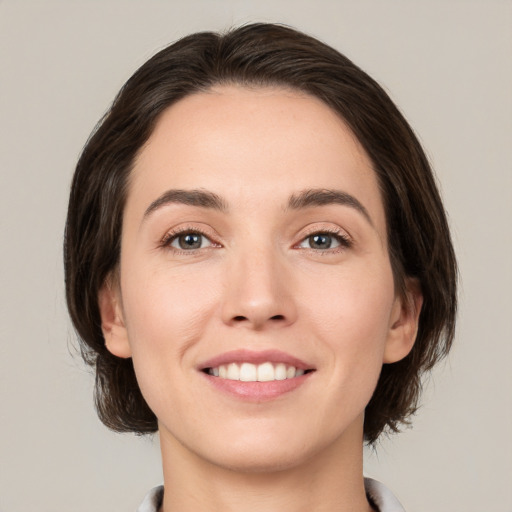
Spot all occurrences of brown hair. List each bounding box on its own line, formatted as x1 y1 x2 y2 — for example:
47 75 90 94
64 23 457 443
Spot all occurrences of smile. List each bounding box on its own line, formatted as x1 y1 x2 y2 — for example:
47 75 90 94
198 349 315 400
205 362 308 381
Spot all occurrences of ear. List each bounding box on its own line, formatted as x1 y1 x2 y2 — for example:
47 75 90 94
98 277 132 359
383 278 423 364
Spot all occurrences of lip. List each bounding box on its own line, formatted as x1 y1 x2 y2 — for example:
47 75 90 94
197 349 315 402
197 349 313 371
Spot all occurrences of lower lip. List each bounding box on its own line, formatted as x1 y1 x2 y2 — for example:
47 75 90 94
201 372 312 401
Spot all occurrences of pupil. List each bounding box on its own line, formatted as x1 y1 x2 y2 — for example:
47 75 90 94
179 233 201 249
311 234 331 249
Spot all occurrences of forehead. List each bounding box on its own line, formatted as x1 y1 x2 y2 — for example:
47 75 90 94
129 85 386 233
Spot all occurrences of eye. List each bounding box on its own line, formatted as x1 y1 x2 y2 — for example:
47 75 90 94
298 232 350 251
167 231 213 250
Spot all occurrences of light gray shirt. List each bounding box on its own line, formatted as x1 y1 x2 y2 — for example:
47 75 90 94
136 478 406 512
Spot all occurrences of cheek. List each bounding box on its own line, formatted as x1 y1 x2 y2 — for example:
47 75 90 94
304 262 395 388
120 259 222 364
306 261 395 339
119 260 224 418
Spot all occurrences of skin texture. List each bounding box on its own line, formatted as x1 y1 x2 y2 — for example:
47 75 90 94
99 86 422 512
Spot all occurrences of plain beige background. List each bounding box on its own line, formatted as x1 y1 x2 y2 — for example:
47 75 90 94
1 1 511 511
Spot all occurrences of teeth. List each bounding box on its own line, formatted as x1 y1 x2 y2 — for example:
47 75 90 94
208 362 308 382
275 363 287 380
257 362 274 382
240 362 257 382
227 363 239 380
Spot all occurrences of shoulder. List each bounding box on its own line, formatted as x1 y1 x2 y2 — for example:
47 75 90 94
364 477 406 512
136 485 163 512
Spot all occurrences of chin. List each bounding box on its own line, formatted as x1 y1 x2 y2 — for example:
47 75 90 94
203 441 314 474
157 398 366 475
186 420 347 475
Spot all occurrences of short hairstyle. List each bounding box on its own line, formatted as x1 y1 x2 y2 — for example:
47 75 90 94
64 23 457 443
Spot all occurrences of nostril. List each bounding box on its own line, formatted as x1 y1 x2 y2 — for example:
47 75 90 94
232 314 285 323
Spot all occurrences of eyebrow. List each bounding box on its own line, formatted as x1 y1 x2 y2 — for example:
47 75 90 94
142 187 372 226
287 188 373 226
143 189 228 219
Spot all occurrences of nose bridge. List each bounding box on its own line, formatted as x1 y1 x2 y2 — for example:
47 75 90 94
221 237 295 328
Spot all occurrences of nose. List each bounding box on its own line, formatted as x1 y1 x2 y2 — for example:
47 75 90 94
220 246 297 330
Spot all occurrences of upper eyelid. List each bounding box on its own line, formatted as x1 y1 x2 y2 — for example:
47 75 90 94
160 224 220 244
297 224 352 241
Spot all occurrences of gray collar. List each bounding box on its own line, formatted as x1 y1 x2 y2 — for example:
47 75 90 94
137 477 405 512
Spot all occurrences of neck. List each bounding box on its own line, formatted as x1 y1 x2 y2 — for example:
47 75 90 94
159 417 373 512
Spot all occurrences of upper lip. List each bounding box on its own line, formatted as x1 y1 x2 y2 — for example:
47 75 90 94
198 349 314 371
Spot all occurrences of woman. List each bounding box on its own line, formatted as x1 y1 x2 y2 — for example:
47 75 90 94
64 23 457 512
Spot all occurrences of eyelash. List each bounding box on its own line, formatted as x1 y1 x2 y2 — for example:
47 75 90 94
159 227 352 254
296 228 353 253
160 227 220 255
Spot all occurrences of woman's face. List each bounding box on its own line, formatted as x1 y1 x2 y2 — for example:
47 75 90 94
101 86 419 471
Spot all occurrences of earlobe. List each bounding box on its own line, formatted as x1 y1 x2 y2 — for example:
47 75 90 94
383 278 423 364
98 277 132 359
